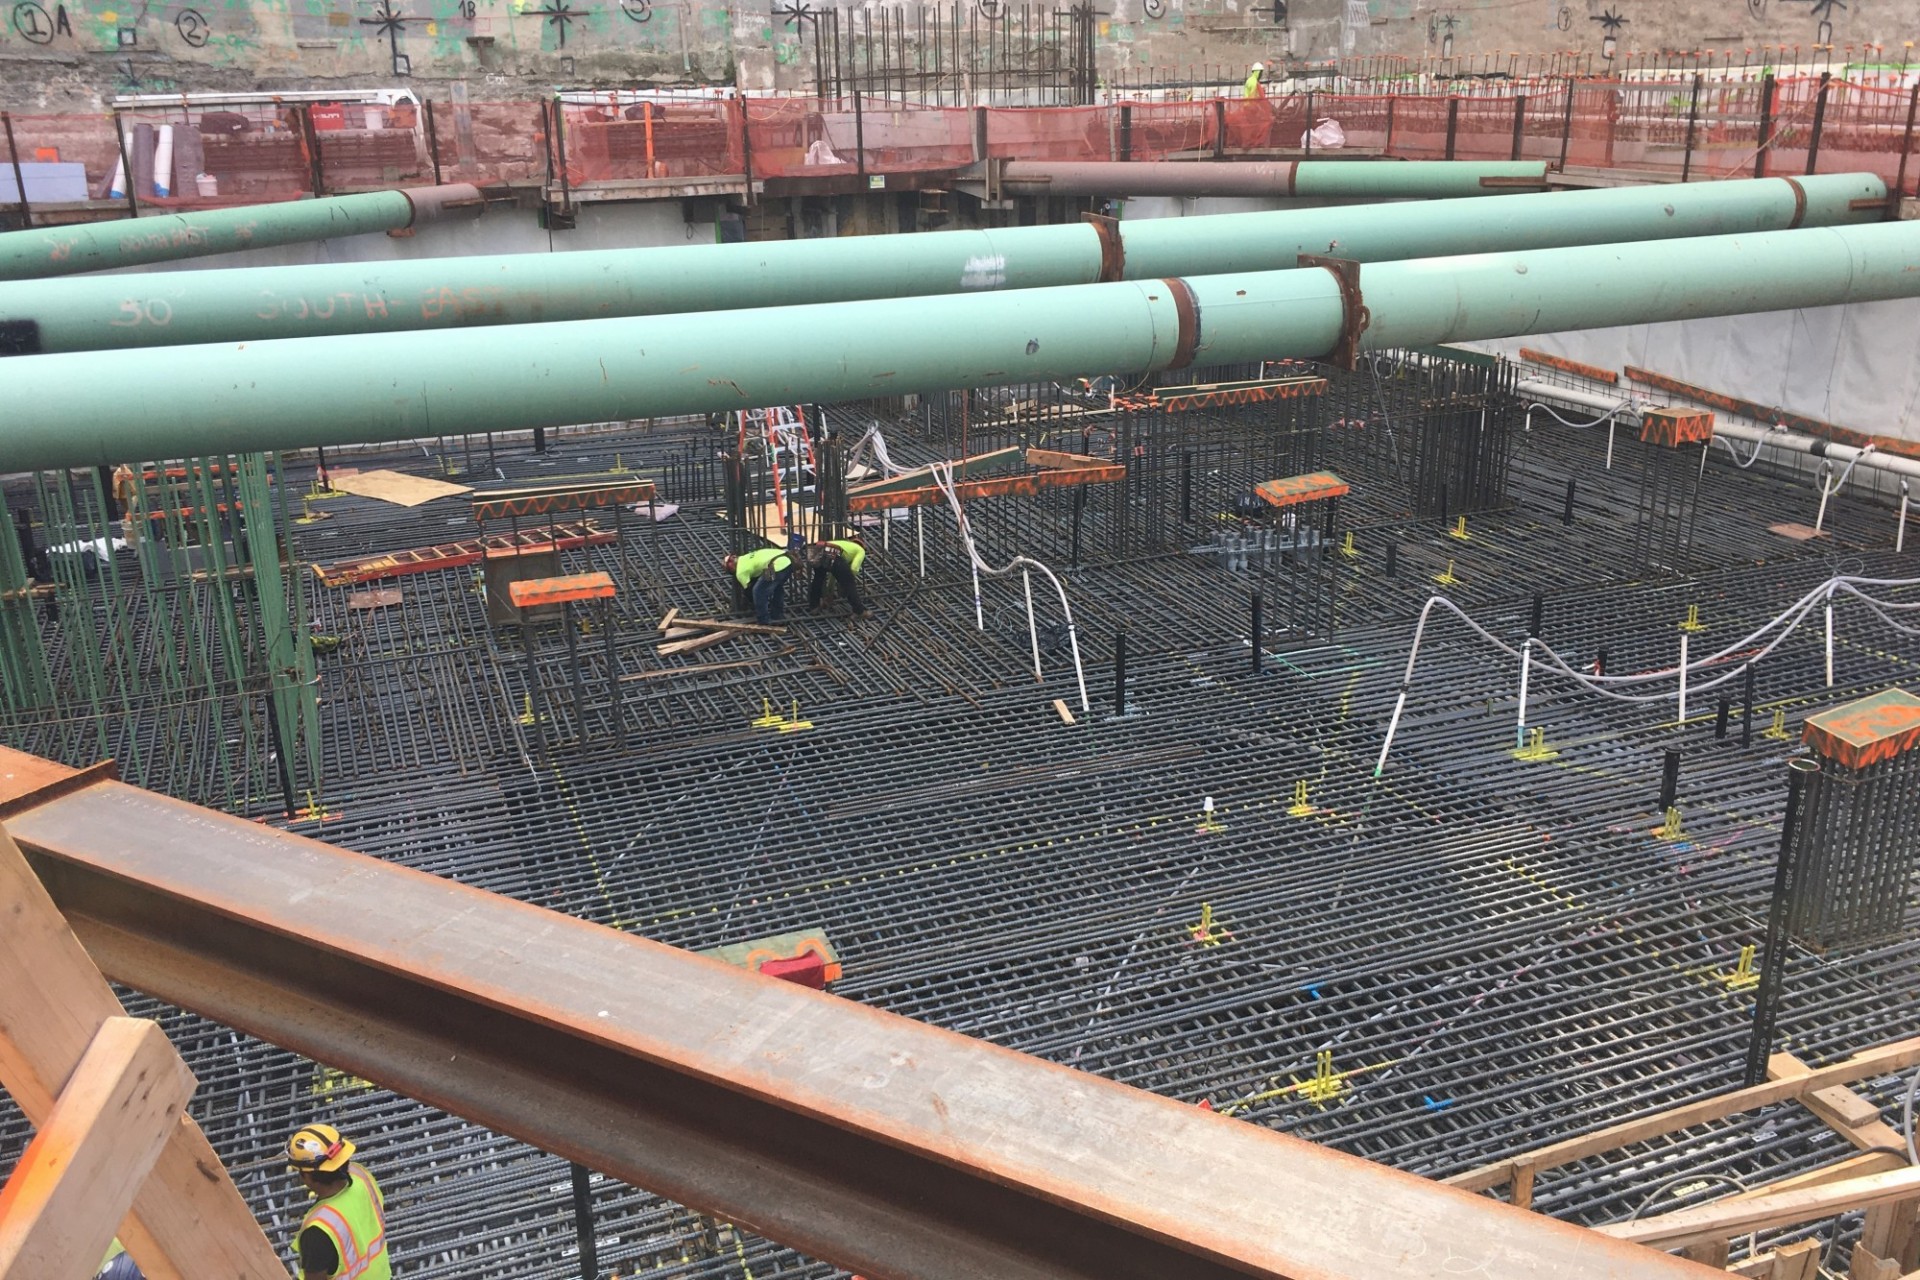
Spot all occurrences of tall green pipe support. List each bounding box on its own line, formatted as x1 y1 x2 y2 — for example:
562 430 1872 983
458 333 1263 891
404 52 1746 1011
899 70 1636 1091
0 183 484 283
3 221 1917 471
0 174 1884 354
995 159 1552 198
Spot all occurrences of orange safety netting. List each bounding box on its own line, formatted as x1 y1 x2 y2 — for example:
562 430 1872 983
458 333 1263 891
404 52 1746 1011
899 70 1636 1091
6 82 1915 210
558 96 744 184
746 96 861 178
985 104 1112 161
1116 100 1216 160
1377 94 1452 159
849 101 973 173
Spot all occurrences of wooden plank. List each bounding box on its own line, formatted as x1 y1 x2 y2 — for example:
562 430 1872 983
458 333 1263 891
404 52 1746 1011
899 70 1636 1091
1024 447 1109 471
329 469 473 507
1860 1197 1920 1261
1772 1240 1821 1280
1052 699 1075 725
1596 1168 1920 1250
1509 1161 1536 1211
1445 1036 1920 1192
845 446 1024 501
0 1018 195 1280
472 479 656 522
1808 1083 1884 1129
1518 347 1619 384
846 463 1126 514
656 630 738 657
1850 1246 1900 1280
673 618 787 636
657 608 680 633
1681 1238 1730 1269
0 824 283 1280
1731 1153 1909 1201
1777 1053 1911 1153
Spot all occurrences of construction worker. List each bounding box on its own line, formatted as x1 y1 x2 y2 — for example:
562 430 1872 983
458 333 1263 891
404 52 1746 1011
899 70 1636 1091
95 1240 143 1279
1243 60 1265 98
287 1123 390 1280
806 535 868 617
723 545 794 625
110 462 139 545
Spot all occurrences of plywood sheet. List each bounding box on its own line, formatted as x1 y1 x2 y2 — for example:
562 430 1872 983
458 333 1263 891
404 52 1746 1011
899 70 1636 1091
331 469 473 508
347 588 404 611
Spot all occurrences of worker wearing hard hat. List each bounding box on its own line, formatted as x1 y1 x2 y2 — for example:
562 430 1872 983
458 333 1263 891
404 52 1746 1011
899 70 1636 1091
287 1123 391 1280
1244 60 1266 98
724 545 795 625
805 535 869 618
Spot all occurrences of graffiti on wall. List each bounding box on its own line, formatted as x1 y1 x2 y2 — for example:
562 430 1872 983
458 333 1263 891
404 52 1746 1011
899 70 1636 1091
1782 0 1844 43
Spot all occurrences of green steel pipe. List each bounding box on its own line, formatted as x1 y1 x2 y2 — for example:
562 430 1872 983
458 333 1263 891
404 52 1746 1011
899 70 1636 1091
0 183 483 282
997 159 1553 198
0 174 1884 354
3 220 1916 472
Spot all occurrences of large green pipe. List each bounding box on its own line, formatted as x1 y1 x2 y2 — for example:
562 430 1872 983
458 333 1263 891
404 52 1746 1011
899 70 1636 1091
3 221 1916 472
997 159 1552 198
0 184 484 282
0 174 1883 354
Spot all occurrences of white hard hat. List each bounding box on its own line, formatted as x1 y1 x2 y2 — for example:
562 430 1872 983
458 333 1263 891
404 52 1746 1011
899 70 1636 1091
1251 60 1265 70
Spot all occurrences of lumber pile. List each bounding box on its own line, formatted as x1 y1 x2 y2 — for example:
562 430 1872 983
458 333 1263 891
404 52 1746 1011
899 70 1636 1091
653 608 785 658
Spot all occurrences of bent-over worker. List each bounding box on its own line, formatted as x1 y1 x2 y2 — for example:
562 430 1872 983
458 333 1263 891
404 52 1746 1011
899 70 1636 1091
724 546 794 625
287 1123 391 1280
806 536 868 617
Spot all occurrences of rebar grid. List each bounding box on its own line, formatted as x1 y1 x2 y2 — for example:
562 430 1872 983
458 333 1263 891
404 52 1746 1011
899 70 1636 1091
2 358 1917 1278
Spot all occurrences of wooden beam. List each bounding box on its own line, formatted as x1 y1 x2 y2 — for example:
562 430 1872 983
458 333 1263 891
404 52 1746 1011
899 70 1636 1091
1774 1053 1911 1154
1596 1168 1920 1251
0 1018 195 1280
1727 1239 1820 1280
1445 1037 1920 1193
0 824 283 1280
844 446 1024 500
1731 1153 1910 1201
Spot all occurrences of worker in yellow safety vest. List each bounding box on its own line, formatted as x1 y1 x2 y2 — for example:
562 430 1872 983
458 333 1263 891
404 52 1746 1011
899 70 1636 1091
1243 60 1265 98
805 536 868 617
723 545 794 624
287 1123 391 1280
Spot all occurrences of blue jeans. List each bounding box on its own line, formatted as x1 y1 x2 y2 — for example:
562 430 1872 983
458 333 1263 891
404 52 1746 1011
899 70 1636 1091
752 566 792 624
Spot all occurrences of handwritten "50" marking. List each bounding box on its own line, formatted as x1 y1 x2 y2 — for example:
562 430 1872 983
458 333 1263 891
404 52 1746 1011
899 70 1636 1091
108 298 175 327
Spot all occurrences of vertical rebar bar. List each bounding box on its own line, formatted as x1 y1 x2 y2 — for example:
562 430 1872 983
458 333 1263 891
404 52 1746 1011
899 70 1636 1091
1743 758 1818 1087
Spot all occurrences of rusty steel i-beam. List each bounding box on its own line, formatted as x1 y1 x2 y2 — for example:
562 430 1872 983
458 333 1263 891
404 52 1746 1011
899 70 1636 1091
0 746 1719 1280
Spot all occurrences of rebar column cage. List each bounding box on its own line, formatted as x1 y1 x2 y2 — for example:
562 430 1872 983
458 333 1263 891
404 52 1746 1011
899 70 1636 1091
1401 357 1520 520
1786 689 1920 950
1631 408 1714 576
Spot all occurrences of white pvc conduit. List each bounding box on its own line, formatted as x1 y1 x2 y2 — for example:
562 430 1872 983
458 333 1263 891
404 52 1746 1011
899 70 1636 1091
1373 574 1920 776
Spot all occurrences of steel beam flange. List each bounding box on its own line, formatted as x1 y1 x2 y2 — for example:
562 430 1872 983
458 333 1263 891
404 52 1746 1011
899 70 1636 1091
1296 254 1369 371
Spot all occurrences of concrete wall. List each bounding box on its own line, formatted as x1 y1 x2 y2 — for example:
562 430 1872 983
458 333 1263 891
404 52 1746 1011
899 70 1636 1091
4 0 1916 112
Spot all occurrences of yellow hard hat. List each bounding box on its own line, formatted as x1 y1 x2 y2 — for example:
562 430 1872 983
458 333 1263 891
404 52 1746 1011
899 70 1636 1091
287 1123 355 1174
